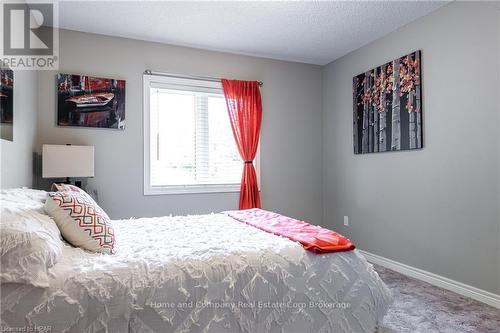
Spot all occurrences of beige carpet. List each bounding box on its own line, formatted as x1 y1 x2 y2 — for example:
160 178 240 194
375 265 500 333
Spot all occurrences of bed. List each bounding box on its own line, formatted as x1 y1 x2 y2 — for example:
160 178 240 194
1 188 392 333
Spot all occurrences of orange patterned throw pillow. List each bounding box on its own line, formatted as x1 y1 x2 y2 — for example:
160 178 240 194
44 188 115 254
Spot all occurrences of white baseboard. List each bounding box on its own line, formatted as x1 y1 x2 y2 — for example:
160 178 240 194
359 250 500 309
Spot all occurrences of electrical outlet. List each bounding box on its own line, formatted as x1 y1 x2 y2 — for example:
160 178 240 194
343 216 349 227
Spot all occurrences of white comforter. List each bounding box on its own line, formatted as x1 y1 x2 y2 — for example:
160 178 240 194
1 213 392 333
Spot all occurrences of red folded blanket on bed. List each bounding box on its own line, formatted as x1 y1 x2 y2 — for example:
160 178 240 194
223 209 355 254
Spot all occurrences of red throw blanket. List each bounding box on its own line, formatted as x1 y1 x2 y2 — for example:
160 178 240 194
223 209 355 254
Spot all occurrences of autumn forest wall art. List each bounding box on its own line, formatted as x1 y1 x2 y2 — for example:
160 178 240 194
353 50 423 154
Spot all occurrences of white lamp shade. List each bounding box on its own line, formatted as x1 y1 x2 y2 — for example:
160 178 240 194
42 144 95 178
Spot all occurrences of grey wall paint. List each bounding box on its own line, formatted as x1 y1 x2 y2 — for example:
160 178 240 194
497 6 500 298
322 2 500 294
36 29 324 222
1 71 37 188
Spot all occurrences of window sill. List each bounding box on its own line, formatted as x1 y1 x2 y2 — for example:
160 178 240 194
144 184 241 195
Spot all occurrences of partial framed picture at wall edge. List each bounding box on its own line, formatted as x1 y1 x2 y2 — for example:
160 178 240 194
57 73 126 129
0 67 14 141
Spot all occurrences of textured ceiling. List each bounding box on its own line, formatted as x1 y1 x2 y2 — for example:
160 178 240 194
56 1 449 65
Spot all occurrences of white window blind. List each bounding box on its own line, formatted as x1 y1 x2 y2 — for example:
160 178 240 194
144 74 258 195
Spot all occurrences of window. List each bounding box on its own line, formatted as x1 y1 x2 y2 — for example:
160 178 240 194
144 74 259 194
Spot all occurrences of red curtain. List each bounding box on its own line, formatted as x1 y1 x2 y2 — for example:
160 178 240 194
221 79 262 209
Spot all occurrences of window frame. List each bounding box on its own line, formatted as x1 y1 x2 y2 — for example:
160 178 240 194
143 74 260 195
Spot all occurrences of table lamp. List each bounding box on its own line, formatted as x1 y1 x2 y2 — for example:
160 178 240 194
42 144 94 187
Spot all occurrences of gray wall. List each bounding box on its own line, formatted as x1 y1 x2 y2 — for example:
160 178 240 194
497 5 500 298
37 29 324 222
322 2 500 294
1 71 38 188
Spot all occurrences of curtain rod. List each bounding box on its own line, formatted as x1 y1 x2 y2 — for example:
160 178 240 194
143 69 263 86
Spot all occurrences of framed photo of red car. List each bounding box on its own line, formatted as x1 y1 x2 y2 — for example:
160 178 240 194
57 73 126 129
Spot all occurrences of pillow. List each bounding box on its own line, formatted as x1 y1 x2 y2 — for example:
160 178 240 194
50 183 97 204
50 183 96 202
1 189 63 287
50 183 84 194
44 190 115 254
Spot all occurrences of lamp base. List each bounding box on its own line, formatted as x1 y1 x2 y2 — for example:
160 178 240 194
65 177 82 188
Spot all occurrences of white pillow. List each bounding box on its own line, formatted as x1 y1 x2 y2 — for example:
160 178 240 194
1 189 63 287
44 191 115 254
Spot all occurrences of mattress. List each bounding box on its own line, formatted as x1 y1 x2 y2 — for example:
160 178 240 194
1 213 392 333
